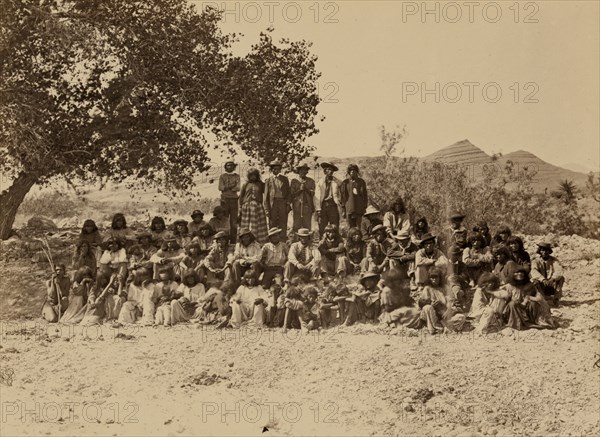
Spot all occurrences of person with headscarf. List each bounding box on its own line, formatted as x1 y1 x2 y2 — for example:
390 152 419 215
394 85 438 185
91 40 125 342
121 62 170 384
411 217 430 244
314 162 342 235
290 162 316 233
530 242 565 306
340 164 368 229
238 167 269 244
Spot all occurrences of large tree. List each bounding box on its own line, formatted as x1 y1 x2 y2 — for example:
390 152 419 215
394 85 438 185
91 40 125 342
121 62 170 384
0 0 322 238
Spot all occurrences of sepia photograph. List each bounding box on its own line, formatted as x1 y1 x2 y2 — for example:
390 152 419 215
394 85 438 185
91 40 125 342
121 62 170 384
0 1 599 436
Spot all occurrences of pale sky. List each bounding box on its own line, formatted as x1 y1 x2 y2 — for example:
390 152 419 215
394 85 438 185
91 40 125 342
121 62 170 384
192 0 600 171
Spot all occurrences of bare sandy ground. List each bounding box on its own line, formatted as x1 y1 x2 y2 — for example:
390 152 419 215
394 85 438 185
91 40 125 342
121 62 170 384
1 234 599 436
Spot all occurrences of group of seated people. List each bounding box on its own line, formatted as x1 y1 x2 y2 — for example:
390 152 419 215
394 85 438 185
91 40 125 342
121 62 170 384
42 205 566 334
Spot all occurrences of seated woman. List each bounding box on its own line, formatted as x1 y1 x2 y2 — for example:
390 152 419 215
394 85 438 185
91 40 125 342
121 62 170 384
414 233 449 286
471 273 506 334
418 268 466 334
154 268 188 326
42 264 71 323
60 266 93 324
76 219 103 258
491 225 511 249
530 242 565 306
507 236 531 271
80 273 124 325
411 217 429 244
462 234 493 285
172 219 192 249
208 205 230 236
72 240 97 279
344 272 381 326
344 227 366 276
499 267 537 330
118 271 153 324
378 269 422 329
229 270 269 328
150 216 172 248
492 246 518 285
150 238 185 280
99 238 128 281
318 224 348 278
177 269 206 314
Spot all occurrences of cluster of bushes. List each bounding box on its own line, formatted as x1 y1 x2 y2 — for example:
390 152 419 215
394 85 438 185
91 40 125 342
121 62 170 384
362 156 599 239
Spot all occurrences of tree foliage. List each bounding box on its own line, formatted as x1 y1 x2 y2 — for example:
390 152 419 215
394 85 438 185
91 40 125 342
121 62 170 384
0 0 322 238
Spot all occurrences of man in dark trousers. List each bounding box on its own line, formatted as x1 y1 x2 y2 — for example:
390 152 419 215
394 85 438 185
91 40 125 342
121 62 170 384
314 161 342 236
264 160 291 240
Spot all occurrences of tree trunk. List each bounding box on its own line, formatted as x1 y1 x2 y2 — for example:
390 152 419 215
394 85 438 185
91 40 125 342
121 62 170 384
0 172 37 240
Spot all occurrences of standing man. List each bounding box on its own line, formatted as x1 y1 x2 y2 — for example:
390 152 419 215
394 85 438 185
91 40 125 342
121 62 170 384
290 162 316 233
264 160 291 240
340 164 368 229
218 160 240 243
314 161 342 236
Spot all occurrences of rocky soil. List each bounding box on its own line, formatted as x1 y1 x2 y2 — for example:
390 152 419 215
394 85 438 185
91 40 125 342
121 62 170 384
0 232 599 436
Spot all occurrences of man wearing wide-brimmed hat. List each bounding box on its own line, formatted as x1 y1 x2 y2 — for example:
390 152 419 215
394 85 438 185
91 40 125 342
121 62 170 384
203 231 234 285
414 233 449 286
218 160 240 243
264 160 291 239
231 228 262 284
530 242 565 306
360 205 383 239
260 227 288 289
314 161 342 235
290 162 316 233
389 230 418 285
284 228 321 282
343 271 382 326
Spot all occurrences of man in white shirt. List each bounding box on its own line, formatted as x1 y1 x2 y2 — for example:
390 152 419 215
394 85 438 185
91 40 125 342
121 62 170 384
284 228 321 283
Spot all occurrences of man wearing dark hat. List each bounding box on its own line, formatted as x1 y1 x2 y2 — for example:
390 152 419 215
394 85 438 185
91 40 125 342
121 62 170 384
189 210 208 236
340 164 368 229
414 233 449 286
530 242 565 306
264 160 291 238
344 271 381 326
231 229 263 284
290 162 316 233
314 162 342 235
439 211 467 254
219 160 240 243
260 227 288 289
364 224 395 273
389 230 418 286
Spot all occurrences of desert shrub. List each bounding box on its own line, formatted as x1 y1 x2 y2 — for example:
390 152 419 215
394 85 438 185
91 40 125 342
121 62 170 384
17 192 79 219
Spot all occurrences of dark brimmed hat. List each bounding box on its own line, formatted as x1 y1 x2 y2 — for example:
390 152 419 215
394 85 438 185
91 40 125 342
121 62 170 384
320 162 339 172
191 210 204 219
214 231 229 240
359 271 380 286
364 206 380 216
238 228 255 239
393 230 411 240
269 160 283 167
136 231 153 242
449 212 465 220
371 224 386 234
295 163 310 172
537 242 553 252
224 160 237 167
296 228 312 237
419 233 436 244
173 219 188 227
448 245 463 256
